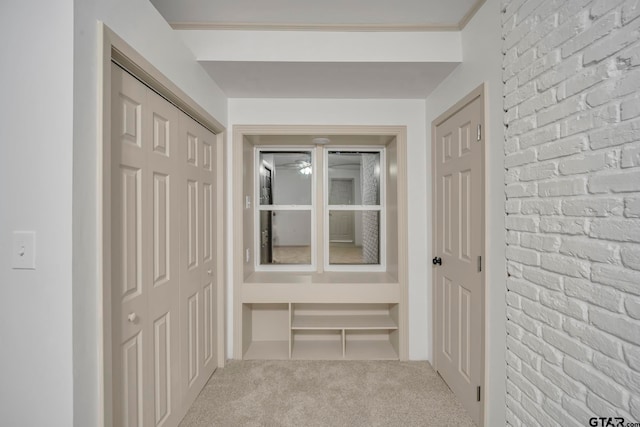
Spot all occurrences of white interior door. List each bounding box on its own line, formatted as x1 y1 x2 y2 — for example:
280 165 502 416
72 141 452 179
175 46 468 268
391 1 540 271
433 93 484 425
111 63 181 427
329 178 355 242
179 114 218 412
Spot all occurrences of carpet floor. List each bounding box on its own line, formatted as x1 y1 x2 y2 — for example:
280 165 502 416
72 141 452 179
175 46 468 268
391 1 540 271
179 360 476 427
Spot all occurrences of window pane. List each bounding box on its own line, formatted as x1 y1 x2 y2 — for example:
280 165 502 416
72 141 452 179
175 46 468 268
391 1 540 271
329 210 380 265
328 151 380 205
260 210 312 265
259 151 312 205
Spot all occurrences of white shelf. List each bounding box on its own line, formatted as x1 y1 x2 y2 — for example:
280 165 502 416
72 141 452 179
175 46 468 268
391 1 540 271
345 340 398 360
291 340 343 360
292 314 397 330
243 340 289 360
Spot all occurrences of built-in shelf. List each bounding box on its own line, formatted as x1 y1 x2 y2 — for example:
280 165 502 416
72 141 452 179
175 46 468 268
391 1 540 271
243 303 400 360
292 314 398 330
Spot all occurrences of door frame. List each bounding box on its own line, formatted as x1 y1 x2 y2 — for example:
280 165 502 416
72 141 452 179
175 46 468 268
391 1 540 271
98 23 226 427
431 83 486 426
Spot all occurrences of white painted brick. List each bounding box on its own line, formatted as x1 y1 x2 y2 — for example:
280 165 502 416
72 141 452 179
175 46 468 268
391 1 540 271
538 12 589 56
506 215 540 232
564 357 628 407
538 177 587 197
518 162 557 181
561 61 613 99
537 136 587 161
624 197 640 217
543 326 592 362
505 408 523 427
505 148 537 167
517 50 561 87
589 117 640 149
564 277 623 311
561 396 593 426
590 306 640 345
505 81 537 110
590 218 640 242
621 95 640 120
564 317 625 360
507 292 523 309
540 217 588 235
559 238 617 262
621 245 640 270
538 97 585 128
522 330 564 365
540 290 589 320
540 253 590 278
508 307 542 335
518 14 557 56
508 335 544 369
506 182 538 198
508 260 525 278
504 14 538 51
562 12 617 58
506 396 540 427
625 343 640 371
562 197 624 216
625 295 640 319
521 395 558 427
508 277 541 299
594 351 640 394
506 168 520 184
589 68 640 107
592 264 640 296
519 123 560 148
522 363 564 401
558 152 608 175
541 400 584 427
507 349 523 372
507 321 525 340
521 233 561 252
583 17 640 64
631 397 640 423
507 230 521 245
506 199 522 214
519 90 557 117
558 0 593 24
591 0 626 19
541 360 587 399
586 392 632 421
563 104 620 138
522 298 564 327
521 199 561 215
505 135 520 153
621 141 640 167
507 115 538 138
589 169 640 193
522 267 563 291
622 0 640 25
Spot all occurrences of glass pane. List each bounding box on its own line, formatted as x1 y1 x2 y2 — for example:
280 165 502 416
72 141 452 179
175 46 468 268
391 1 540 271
328 151 380 205
259 151 312 205
260 210 312 265
329 210 380 265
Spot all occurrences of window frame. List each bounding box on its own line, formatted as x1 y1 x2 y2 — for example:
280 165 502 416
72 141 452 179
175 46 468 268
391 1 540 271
323 146 387 272
253 146 317 272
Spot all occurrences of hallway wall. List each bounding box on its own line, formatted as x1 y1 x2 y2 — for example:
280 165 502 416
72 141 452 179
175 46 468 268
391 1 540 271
502 0 640 425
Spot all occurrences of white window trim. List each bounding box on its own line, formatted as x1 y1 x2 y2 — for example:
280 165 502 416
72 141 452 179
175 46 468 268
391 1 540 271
323 146 387 272
254 146 317 272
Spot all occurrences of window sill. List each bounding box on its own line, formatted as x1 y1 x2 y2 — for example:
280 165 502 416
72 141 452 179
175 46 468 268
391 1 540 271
244 271 398 285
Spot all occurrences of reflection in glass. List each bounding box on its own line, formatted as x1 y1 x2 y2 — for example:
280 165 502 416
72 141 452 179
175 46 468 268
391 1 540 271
259 151 312 205
260 210 312 265
329 210 380 265
328 151 380 205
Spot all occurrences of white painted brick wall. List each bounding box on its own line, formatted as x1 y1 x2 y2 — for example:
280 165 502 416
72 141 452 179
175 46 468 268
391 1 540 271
502 0 640 425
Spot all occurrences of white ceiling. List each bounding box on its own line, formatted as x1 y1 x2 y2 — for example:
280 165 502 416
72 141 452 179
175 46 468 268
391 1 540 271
201 61 459 99
150 0 476 99
150 0 479 26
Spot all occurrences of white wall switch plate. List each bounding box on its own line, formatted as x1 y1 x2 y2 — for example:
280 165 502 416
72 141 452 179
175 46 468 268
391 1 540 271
245 195 251 209
12 231 36 270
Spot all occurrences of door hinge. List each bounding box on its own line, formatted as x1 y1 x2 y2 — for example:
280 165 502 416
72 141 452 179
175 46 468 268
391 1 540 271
477 124 482 141
478 256 482 272
477 386 481 402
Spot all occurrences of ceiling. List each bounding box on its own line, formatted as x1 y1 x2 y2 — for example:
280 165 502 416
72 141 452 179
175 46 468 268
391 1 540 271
150 0 480 27
149 0 479 99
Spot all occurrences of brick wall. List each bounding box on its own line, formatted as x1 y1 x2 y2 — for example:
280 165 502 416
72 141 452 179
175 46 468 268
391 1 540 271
502 0 640 425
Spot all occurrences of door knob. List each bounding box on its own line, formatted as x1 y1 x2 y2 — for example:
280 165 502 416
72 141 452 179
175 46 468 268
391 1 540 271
127 312 138 323
207 269 213 276
432 257 442 266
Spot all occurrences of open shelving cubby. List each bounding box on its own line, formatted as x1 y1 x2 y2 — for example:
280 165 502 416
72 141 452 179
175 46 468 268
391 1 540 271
242 302 399 360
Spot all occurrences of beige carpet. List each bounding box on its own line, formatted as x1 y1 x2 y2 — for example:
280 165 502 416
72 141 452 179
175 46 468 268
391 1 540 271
179 360 476 427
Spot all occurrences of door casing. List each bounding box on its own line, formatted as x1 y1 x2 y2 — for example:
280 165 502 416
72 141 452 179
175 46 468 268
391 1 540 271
431 83 486 426
98 24 226 427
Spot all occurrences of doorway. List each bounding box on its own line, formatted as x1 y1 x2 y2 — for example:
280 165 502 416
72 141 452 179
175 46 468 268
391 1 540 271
329 178 355 243
432 85 485 426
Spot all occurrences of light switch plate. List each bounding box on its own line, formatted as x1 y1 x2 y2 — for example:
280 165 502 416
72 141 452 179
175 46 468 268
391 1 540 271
12 231 36 270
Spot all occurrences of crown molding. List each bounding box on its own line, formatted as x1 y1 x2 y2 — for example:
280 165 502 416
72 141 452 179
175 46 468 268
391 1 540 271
169 0 487 32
